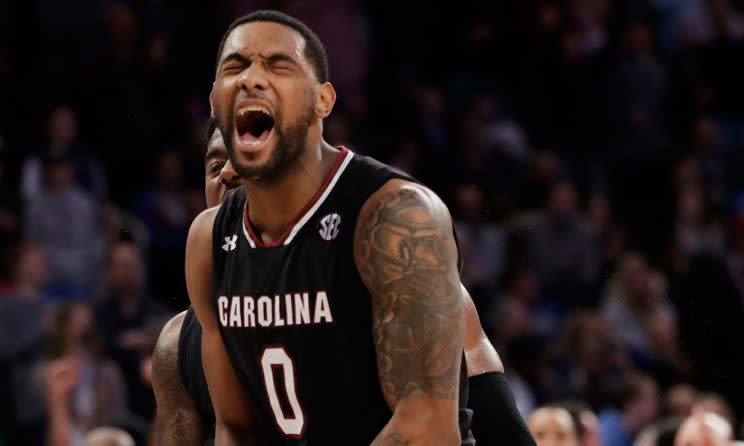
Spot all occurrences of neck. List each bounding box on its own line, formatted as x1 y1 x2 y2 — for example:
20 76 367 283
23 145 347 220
243 139 340 244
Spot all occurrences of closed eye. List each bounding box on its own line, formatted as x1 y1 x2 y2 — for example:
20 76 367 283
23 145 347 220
222 62 244 73
208 161 225 176
266 54 298 72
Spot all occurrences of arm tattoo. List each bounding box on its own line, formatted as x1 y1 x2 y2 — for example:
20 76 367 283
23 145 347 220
152 324 207 445
372 432 411 446
355 185 464 406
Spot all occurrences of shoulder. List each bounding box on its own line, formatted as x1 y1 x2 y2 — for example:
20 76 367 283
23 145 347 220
152 311 188 380
190 206 220 231
357 179 452 229
187 206 220 248
156 311 188 354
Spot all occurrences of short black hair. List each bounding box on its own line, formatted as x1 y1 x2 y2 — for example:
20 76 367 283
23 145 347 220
215 10 329 83
206 117 220 140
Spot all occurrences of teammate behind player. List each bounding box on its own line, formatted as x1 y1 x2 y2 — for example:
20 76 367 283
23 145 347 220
151 120 237 444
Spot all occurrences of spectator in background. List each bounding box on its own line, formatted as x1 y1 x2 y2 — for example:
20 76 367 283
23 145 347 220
674 410 733 446
24 149 104 300
666 384 699 419
672 216 744 418
488 267 549 345
1 240 52 301
412 84 454 193
454 183 507 311
43 303 127 446
586 189 627 288
519 150 563 211
635 383 701 446
505 332 553 418
517 179 599 306
560 311 628 411
693 393 736 431
688 116 726 207
674 184 725 261
608 20 669 164
21 106 108 202
598 374 660 446
528 405 580 446
560 400 602 446
134 150 189 309
0 241 52 445
601 254 677 365
83 427 134 446
95 240 165 421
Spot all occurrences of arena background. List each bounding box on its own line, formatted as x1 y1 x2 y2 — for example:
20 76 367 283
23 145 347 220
2 0 744 445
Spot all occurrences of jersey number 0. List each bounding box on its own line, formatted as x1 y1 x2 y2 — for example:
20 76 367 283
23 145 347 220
260 347 305 436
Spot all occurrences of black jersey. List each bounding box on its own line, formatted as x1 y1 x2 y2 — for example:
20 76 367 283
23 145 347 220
211 148 472 444
178 306 215 429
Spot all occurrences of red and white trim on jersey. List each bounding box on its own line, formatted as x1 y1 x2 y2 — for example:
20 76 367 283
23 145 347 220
241 147 354 248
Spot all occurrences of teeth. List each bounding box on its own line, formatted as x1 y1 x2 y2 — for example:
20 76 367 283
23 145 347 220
238 105 271 117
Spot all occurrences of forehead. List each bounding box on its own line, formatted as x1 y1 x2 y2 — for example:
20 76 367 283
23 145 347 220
531 409 573 431
222 21 306 62
207 130 226 154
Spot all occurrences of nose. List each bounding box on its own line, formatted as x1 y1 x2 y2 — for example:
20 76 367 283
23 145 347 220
238 62 268 93
220 158 241 189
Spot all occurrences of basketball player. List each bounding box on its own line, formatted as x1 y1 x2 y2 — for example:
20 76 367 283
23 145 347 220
161 11 534 445
153 118 532 445
185 10 466 443
151 120 235 444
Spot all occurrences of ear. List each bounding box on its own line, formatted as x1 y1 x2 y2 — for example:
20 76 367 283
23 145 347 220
209 84 216 118
315 82 336 119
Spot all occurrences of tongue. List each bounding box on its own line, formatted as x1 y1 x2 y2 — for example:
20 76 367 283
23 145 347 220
240 127 271 144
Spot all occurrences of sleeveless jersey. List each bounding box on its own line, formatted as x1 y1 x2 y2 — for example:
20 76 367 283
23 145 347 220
211 148 473 444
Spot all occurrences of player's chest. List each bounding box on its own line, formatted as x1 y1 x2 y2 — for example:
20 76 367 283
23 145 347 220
214 225 361 331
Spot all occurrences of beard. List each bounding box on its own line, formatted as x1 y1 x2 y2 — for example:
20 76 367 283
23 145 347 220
221 102 314 184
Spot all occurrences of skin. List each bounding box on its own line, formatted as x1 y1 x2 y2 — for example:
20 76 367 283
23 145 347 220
203 19 463 444
354 179 464 445
164 19 504 446
151 128 238 445
152 125 504 444
528 408 580 446
675 411 733 446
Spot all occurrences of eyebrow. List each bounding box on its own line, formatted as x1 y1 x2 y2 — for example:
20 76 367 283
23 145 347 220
220 51 252 67
220 51 300 68
265 52 300 67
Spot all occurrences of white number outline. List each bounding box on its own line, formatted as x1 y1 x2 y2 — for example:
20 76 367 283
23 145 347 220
259 346 306 437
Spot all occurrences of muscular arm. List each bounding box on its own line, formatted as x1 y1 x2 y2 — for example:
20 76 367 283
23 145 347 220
462 285 504 377
462 286 536 446
152 312 207 445
186 208 257 446
354 180 464 446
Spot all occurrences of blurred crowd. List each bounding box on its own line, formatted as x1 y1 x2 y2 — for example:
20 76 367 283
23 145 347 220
2 0 744 445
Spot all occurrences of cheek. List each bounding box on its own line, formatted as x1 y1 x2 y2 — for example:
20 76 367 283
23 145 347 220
213 78 237 115
206 179 221 203
276 81 314 121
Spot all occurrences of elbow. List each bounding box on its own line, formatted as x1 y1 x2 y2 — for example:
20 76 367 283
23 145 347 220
382 403 461 446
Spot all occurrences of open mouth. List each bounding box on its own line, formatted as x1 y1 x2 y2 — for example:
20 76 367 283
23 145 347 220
235 107 275 146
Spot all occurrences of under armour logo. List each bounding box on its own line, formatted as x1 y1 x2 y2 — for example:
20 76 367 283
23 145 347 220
319 213 341 241
222 235 237 252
